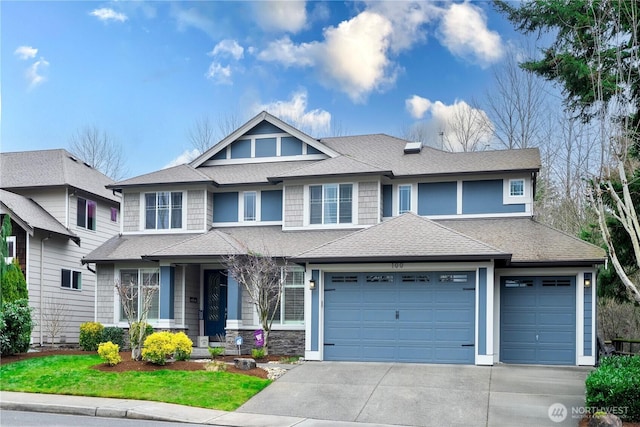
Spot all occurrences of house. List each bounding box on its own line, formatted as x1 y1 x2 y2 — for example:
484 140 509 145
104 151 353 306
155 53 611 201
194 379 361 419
0 149 120 345
84 111 606 366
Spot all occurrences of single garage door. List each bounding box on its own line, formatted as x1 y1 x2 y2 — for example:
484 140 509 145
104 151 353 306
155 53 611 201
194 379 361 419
500 276 576 365
324 272 475 364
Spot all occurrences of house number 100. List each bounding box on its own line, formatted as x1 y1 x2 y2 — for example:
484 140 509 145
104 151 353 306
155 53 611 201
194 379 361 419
392 263 404 269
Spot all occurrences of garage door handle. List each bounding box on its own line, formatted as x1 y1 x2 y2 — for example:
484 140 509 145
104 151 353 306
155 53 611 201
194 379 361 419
461 344 475 347
395 310 399 320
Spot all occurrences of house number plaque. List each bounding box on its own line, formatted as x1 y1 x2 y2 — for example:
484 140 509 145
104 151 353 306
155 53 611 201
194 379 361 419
391 263 404 269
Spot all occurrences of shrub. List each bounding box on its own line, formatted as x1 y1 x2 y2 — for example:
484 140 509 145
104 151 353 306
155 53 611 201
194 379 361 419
0 299 33 356
101 326 125 348
586 355 640 421
130 322 153 347
98 341 122 366
205 360 227 372
172 332 193 361
251 347 266 359
142 331 175 365
79 322 104 351
208 346 225 359
1 259 28 303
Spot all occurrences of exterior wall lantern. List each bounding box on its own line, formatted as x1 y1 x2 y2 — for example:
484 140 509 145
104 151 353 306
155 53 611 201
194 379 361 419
584 272 592 288
309 279 316 290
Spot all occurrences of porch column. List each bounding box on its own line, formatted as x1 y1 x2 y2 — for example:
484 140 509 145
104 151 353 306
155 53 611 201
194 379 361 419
226 274 242 328
159 266 174 320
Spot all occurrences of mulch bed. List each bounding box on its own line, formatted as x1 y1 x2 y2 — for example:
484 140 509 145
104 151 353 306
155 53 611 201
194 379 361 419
0 347 279 379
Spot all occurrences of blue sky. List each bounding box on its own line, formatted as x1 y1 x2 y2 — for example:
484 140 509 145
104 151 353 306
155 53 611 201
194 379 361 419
2 1 531 178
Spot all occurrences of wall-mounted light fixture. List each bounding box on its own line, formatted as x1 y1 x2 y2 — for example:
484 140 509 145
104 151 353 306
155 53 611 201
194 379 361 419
309 279 316 290
584 272 592 288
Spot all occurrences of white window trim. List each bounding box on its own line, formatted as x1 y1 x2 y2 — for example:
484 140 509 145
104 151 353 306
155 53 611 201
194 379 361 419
115 267 161 324
503 178 529 205
139 191 187 233
304 182 357 227
392 183 417 216
239 191 260 223
61 268 82 291
5 236 16 264
77 197 97 231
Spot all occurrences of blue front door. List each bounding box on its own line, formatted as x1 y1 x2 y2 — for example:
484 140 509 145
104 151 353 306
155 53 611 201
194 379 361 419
204 270 227 337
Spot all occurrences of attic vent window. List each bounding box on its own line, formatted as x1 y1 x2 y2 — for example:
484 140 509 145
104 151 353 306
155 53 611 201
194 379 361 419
404 141 422 154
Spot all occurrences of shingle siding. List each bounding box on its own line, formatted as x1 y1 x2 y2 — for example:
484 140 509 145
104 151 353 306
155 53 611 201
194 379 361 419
184 265 201 342
187 190 205 231
123 192 140 232
284 185 304 227
96 264 115 324
358 181 379 225
207 191 213 229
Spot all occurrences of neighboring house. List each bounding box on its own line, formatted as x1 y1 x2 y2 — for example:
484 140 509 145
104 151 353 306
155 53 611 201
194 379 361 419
84 111 606 366
0 149 120 345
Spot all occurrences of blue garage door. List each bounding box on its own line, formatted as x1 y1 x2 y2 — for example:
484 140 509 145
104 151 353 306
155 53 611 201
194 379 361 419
324 272 475 364
500 276 576 365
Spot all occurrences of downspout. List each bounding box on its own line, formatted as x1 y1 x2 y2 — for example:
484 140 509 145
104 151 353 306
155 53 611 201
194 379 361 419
40 235 51 346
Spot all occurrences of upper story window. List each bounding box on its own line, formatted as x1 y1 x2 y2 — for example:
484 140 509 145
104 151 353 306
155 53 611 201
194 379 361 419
243 192 257 222
5 236 16 264
509 179 525 197
61 269 81 290
398 184 412 214
145 191 183 230
309 184 352 225
77 198 97 230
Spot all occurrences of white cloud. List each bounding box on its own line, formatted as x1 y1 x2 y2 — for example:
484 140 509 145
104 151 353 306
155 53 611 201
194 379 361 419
405 95 432 119
164 149 201 169
205 62 232 84
255 90 331 136
90 8 128 23
258 36 316 67
209 39 244 60
254 1 307 33
173 6 215 37
14 46 38 60
26 58 50 89
437 2 503 68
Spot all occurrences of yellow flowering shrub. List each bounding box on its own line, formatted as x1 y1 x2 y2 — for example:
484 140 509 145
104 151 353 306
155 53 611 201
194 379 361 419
97 341 122 366
79 322 104 351
142 331 175 365
172 332 193 361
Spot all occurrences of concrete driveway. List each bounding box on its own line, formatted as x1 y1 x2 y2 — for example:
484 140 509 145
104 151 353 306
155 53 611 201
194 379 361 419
238 362 592 427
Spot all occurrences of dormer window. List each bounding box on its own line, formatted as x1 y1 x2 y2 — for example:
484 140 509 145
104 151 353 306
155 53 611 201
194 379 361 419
309 184 352 225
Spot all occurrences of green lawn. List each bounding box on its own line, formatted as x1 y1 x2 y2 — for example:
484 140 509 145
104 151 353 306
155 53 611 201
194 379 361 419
0 355 271 411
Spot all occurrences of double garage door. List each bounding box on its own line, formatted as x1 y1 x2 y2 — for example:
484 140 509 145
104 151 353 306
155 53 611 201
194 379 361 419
324 272 475 364
500 276 576 365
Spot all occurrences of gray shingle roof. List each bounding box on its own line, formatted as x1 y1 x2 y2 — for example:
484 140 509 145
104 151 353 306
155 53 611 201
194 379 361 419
439 217 606 265
148 230 246 258
82 234 196 263
269 155 392 181
108 164 211 188
320 134 541 177
1 149 118 202
294 213 510 263
1 189 79 242
197 161 316 186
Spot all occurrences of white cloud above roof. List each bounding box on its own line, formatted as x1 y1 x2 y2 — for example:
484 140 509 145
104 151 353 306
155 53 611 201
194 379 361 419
209 39 244 60
26 58 49 89
406 95 433 119
255 90 331 136
205 62 232 84
165 148 201 169
90 8 128 23
14 46 38 60
437 2 504 68
253 1 307 33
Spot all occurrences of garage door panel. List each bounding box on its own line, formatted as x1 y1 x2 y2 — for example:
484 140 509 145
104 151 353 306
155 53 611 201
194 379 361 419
501 276 576 365
324 272 475 364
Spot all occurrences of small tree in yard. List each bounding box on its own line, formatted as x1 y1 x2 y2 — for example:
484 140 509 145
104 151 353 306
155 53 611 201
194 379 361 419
224 250 287 355
115 273 158 360
41 296 70 346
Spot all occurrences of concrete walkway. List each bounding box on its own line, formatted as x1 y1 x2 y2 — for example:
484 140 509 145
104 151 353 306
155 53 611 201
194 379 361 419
0 362 592 427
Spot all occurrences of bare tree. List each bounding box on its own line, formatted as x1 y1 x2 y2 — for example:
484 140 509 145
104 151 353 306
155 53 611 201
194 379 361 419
41 296 70 346
188 113 242 154
442 100 494 152
69 126 127 180
223 250 287 355
484 47 549 150
115 273 158 360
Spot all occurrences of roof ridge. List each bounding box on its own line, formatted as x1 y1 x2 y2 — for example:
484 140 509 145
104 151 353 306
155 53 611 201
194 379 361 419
530 217 606 253
422 214 508 254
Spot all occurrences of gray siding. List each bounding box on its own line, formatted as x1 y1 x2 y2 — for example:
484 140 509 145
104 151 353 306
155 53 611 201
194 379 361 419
96 264 115 324
358 181 379 225
584 287 593 356
18 188 68 227
123 192 140 232
187 189 205 230
173 265 184 326
242 288 255 325
284 185 303 227
207 191 213 229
